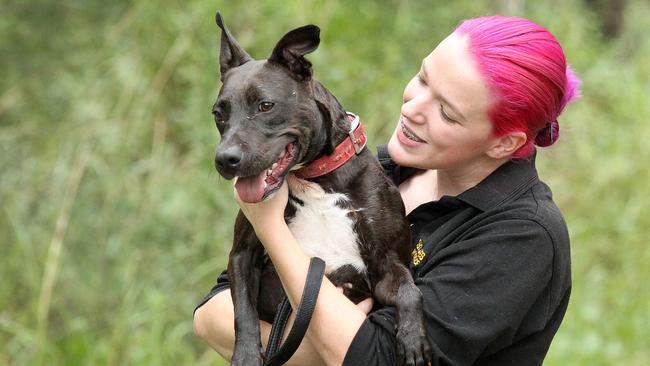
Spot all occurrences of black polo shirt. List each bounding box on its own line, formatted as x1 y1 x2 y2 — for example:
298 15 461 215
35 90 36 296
342 146 571 365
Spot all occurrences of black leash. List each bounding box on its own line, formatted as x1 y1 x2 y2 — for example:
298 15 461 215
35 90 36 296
264 257 326 366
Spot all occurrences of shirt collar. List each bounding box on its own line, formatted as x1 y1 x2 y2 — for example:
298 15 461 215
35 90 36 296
376 145 540 212
457 154 539 211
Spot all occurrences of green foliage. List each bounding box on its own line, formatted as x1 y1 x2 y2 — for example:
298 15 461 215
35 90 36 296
1 0 648 364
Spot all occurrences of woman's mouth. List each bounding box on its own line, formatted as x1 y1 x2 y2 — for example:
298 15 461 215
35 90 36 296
399 119 426 143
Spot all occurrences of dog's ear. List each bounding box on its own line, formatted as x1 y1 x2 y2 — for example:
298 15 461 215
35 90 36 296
269 25 320 80
313 82 348 154
215 12 252 80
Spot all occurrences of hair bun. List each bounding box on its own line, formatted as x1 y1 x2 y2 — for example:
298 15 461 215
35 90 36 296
535 119 560 147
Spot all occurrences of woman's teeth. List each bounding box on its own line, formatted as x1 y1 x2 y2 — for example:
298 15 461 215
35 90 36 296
401 122 422 142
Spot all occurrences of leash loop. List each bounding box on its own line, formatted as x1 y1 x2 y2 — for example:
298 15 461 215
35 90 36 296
264 257 326 366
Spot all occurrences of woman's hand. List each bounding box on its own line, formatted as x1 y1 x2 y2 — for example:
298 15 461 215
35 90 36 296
234 179 289 241
356 297 374 315
337 285 375 315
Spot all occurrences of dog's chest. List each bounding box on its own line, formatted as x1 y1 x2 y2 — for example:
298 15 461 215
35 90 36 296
287 180 365 275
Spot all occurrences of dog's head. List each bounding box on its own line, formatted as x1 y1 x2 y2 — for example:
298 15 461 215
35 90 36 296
212 13 348 203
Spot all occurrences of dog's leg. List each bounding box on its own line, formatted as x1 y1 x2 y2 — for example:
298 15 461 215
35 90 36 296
229 212 265 366
257 262 284 323
371 252 433 366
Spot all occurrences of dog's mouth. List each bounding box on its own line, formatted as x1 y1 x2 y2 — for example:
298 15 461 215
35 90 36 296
234 141 298 203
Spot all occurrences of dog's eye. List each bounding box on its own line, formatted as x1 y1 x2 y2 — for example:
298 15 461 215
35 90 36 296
212 110 224 122
258 102 275 112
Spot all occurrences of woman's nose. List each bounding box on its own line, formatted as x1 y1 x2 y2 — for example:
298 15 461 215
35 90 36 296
401 90 430 125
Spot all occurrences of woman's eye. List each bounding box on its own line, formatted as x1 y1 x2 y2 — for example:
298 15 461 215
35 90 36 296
440 105 457 123
416 74 426 85
258 102 275 112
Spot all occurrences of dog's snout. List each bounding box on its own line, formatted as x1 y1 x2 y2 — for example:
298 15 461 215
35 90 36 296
215 146 243 173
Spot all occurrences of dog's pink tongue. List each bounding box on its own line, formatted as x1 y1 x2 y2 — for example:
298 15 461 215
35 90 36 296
235 171 266 203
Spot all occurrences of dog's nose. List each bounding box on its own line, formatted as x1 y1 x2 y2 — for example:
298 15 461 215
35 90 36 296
215 146 243 172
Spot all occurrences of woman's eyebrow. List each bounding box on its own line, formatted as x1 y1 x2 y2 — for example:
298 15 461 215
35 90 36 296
421 61 466 121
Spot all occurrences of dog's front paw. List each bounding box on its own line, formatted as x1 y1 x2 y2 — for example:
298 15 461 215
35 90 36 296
396 324 433 366
231 343 264 366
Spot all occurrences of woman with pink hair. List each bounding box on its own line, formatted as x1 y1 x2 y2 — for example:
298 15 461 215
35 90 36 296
195 15 580 366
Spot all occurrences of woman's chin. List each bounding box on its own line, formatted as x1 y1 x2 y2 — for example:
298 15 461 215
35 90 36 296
389 134 433 170
387 135 409 166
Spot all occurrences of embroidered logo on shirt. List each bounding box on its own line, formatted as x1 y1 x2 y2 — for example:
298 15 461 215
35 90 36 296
411 239 426 266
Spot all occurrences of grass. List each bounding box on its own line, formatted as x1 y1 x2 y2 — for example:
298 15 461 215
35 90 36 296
1 0 649 364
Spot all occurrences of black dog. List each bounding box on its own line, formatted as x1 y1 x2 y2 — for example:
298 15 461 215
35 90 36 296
212 13 432 366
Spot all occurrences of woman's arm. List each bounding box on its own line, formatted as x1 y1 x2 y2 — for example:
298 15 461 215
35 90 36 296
234 180 370 366
258 221 368 365
193 289 329 365
193 280 374 365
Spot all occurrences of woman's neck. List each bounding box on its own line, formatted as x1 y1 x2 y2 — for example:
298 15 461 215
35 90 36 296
433 157 508 200
399 157 508 215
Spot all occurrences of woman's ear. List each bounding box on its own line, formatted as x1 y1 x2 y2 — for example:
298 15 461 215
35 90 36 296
487 131 527 159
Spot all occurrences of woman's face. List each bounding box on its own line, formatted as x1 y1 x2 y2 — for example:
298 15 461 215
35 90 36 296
387 33 498 171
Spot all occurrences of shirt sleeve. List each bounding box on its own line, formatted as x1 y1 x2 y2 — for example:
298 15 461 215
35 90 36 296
193 269 230 316
343 219 555 366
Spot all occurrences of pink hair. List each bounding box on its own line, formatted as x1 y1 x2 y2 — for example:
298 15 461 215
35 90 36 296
455 16 581 158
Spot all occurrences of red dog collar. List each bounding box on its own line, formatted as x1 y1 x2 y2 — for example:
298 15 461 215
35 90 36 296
295 112 367 179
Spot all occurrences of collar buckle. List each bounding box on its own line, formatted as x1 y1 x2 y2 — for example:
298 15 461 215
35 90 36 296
349 129 362 154
347 112 364 154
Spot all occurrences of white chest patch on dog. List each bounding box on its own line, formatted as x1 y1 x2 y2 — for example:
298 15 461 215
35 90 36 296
287 177 366 274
